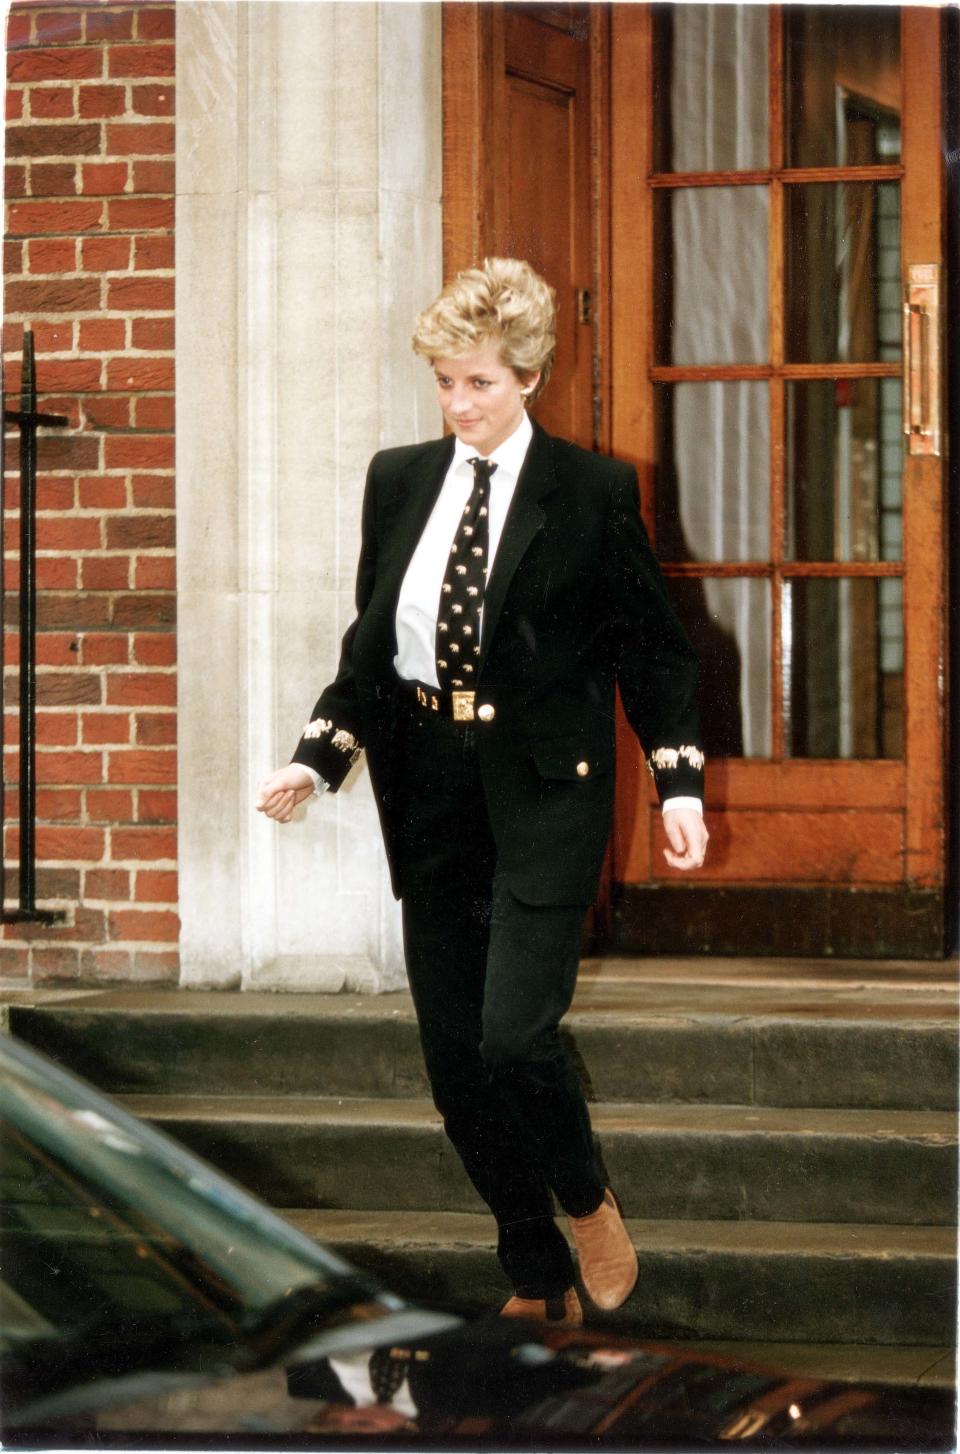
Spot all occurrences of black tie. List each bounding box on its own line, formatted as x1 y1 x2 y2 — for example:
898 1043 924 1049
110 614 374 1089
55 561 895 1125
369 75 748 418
435 456 496 691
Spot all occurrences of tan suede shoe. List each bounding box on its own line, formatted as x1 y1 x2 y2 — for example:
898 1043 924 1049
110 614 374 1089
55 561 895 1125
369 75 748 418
568 1188 638 1310
499 1286 584 1327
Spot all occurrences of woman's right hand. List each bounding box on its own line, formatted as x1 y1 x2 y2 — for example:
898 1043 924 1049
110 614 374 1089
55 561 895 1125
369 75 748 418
255 765 316 822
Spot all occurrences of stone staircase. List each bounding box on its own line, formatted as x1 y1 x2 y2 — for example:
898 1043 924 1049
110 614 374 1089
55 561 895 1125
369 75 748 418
5 957 957 1346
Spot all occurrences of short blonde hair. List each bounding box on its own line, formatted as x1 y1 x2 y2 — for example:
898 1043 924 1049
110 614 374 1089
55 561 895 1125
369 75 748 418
412 257 556 404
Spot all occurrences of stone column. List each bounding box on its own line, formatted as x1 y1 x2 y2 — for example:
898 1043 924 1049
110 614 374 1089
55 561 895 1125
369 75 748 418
175 2 442 990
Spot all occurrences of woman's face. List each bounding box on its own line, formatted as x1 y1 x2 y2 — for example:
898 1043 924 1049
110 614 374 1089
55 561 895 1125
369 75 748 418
432 340 539 457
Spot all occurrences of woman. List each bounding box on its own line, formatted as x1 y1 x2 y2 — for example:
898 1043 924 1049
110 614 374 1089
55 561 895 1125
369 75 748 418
257 259 708 1326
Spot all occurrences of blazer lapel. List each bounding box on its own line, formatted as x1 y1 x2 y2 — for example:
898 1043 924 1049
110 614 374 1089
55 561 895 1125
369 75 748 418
479 422 559 669
377 436 455 604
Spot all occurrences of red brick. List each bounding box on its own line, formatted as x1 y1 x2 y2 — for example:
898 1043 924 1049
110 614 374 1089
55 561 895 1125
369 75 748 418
8 50 102 85
39 587 111 628
5 277 101 314
134 555 175 590
107 45 174 81
27 236 76 273
33 669 101 706
36 555 78 588
36 749 102 783
111 825 175 860
81 235 130 271
134 396 174 430
133 234 173 269
111 593 175 629
105 514 174 550
106 276 173 311
6 13 32 48
106 356 173 390
37 358 103 391
36 516 101 550
6 170 30 210
35 11 83 46
35 633 78 666
5 239 24 275
107 747 176 786
136 8 175 42
79 317 125 350
85 9 134 43
81 161 129 195
30 161 78 196
131 159 173 195
134 868 177 901
35 395 81 429
105 120 173 155
80 947 132 978
37 787 83 819
36 476 75 510
80 627 130 660
32 947 81 981
110 908 178 942
78 477 127 510
137 788 176 821
108 196 173 231
6 88 25 120
28 320 74 352
85 867 131 899
131 82 173 116
3 904 106 945
29 85 75 119
131 317 172 349
133 633 175 666
82 711 130 743
36 825 105 861
5 121 100 157
106 674 176 709
129 474 173 508
81 554 131 590
82 395 130 430
7 200 103 236
35 709 77 743
104 435 173 469
86 787 132 822
78 83 126 119
135 711 175 745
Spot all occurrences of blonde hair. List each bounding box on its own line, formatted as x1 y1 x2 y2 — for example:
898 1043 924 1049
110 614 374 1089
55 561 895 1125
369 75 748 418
412 257 556 404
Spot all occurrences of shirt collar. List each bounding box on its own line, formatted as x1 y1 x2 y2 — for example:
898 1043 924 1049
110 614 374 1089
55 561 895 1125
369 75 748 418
451 411 533 482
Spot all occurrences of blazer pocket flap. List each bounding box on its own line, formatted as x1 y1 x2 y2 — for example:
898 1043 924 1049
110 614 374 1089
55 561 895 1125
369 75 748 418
531 735 613 781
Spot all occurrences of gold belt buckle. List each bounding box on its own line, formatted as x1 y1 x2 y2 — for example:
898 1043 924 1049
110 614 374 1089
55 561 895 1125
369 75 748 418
451 690 475 722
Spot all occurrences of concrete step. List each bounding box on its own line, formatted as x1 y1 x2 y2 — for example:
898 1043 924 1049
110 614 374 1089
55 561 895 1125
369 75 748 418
119 1093 958 1227
6 968 958 1109
283 1208 958 1347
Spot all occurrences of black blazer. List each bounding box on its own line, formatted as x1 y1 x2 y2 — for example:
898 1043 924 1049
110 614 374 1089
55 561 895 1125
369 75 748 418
292 421 703 906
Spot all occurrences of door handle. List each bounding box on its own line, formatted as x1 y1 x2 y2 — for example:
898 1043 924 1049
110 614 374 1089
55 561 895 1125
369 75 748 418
902 263 940 457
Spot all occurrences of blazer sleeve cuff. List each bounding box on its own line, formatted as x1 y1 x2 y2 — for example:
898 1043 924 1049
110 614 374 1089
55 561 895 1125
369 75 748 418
646 744 705 805
290 716 363 792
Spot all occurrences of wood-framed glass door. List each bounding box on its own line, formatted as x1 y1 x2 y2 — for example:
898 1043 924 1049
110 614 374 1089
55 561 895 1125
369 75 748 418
610 5 948 956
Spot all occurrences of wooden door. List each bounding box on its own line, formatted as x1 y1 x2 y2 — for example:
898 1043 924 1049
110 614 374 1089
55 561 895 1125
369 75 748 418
443 2 604 450
609 6 948 956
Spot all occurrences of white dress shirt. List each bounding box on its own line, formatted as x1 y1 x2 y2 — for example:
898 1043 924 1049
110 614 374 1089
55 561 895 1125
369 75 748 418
302 412 700 817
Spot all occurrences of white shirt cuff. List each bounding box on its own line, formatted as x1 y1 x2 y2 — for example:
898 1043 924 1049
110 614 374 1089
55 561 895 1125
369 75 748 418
662 796 702 817
299 765 328 797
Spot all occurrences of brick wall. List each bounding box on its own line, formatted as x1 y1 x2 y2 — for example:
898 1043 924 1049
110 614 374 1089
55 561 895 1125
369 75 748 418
3 2 177 984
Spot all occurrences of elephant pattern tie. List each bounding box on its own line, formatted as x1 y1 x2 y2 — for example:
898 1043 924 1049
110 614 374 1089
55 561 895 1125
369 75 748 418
435 456 497 691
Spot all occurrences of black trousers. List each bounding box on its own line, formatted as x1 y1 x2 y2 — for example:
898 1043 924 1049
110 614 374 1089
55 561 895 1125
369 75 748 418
395 697 605 1297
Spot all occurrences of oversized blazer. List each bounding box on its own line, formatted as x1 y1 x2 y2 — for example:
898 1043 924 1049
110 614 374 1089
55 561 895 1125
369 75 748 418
292 420 704 907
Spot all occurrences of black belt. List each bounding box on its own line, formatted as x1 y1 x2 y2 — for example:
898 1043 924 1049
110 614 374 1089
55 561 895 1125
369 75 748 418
399 679 479 723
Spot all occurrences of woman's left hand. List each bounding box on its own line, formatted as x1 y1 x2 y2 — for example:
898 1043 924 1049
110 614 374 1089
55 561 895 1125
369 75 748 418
662 808 709 871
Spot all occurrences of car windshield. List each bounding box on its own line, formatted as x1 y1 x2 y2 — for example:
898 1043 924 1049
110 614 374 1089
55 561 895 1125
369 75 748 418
0 1037 448 1415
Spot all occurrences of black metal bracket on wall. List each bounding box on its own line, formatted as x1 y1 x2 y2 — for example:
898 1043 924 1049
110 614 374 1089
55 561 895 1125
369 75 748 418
2 328 68 924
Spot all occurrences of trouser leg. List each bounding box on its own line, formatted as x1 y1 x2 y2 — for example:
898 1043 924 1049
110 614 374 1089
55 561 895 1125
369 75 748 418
397 707 574 1297
481 874 606 1218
